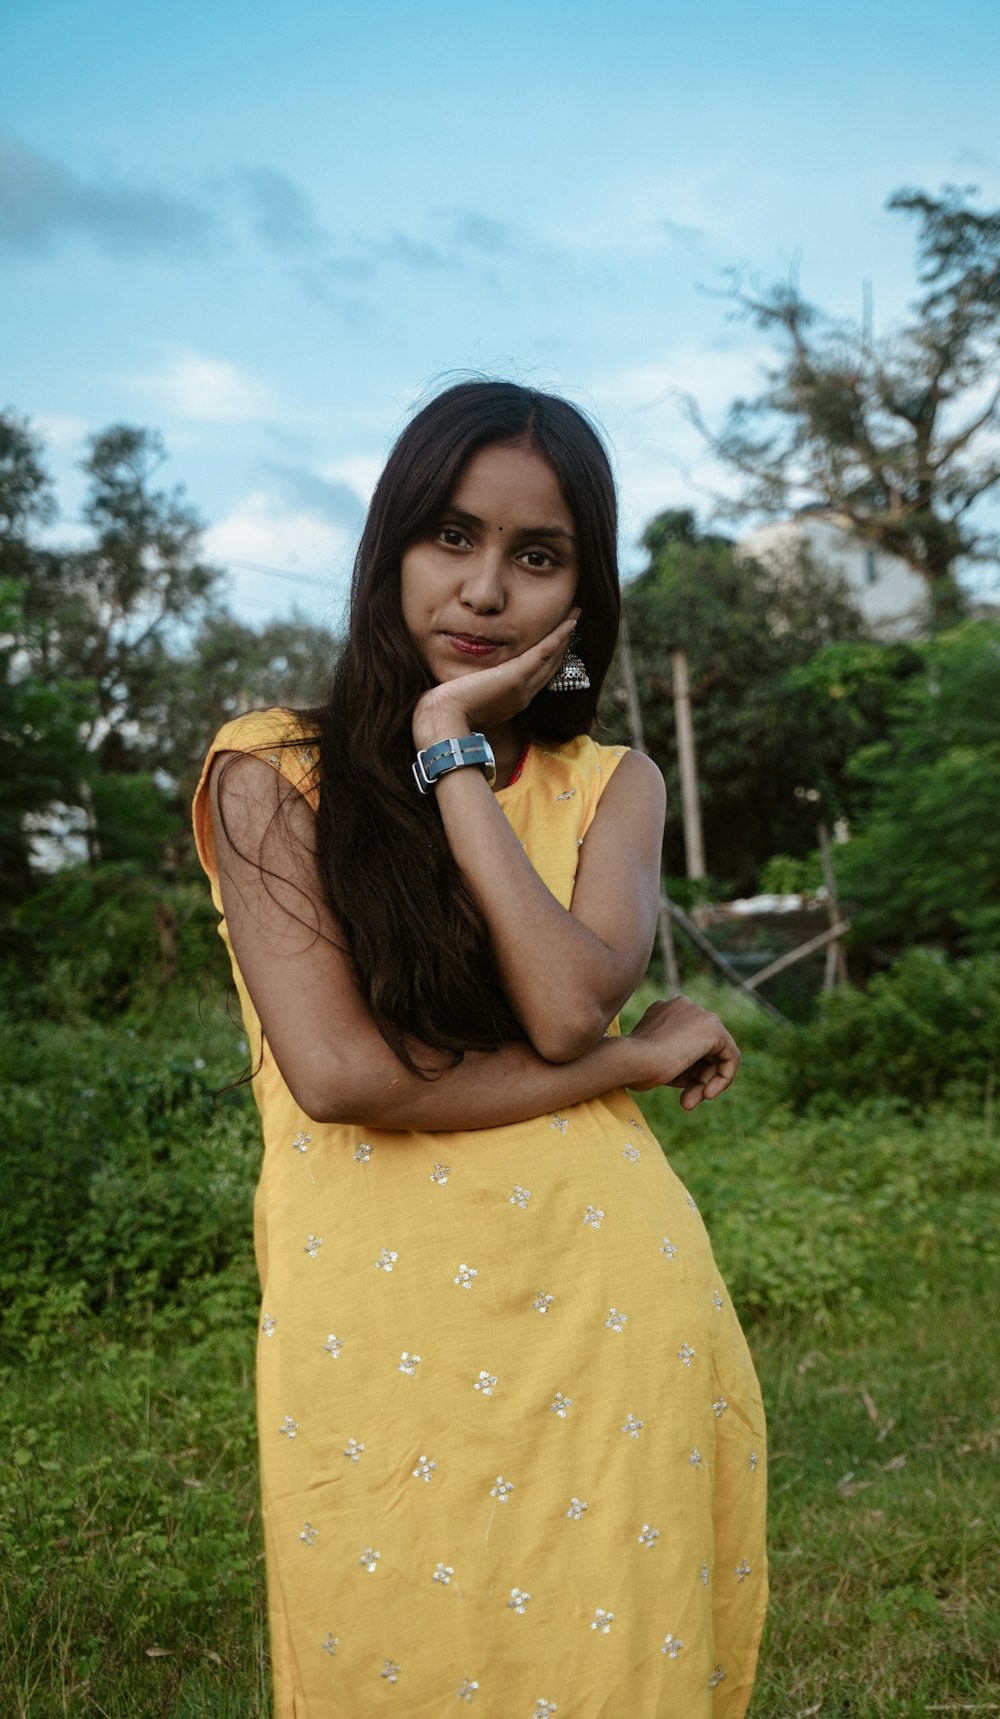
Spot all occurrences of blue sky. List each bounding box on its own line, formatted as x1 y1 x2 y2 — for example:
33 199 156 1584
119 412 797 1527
3 0 999 626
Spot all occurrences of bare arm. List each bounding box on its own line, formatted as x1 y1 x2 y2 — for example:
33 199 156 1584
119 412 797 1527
412 619 665 1061
209 754 737 1128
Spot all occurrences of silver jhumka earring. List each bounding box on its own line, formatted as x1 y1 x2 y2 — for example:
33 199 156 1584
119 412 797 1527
546 634 591 692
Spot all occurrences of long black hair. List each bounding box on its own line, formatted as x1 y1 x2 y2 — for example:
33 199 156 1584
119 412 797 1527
308 379 621 1072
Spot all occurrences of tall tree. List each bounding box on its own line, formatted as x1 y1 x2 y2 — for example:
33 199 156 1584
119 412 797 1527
693 186 1000 626
608 510 874 892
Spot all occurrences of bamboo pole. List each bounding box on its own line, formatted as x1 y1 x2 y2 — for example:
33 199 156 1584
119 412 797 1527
817 821 849 987
671 649 705 880
617 610 680 994
661 896 789 1023
743 918 852 990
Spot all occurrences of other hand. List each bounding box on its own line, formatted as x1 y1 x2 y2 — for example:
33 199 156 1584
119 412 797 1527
626 995 741 1110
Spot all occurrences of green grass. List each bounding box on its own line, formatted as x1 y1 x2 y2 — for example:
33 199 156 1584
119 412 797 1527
1 976 998 1714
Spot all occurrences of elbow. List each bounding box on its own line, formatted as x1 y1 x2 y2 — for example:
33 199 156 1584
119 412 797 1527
528 1005 611 1065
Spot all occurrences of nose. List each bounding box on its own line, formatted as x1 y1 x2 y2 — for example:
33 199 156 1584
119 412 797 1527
459 543 506 614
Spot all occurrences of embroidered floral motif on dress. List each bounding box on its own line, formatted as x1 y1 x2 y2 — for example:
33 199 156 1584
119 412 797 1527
321 1633 339 1655
622 1142 641 1163
474 1370 498 1395
621 1413 644 1439
566 1497 588 1519
375 1248 398 1271
689 1448 703 1469
583 1204 605 1228
510 1185 532 1209
660 1237 678 1259
433 1562 453 1585
303 1234 323 1257
261 1314 277 1336
490 1476 514 1502
550 1392 573 1418
353 1141 373 1164
412 1454 437 1482
709 1665 727 1689
359 1547 380 1572
457 1678 479 1701
299 1523 318 1547
279 1416 298 1439
381 1659 401 1684
605 1307 628 1333
661 1633 683 1659
454 1263 479 1288
291 1129 311 1153
532 1292 554 1314
699 1560 710 1586
507 1587 531 1614
549 1115 569 1134
430 1163 451 1184
399 1351 421 1375
714 1396 729 1418
677 1341 696 1365
590 1608 614 1633
343 1437 364 1463
637 1523 660 1547
323 1333 344 1358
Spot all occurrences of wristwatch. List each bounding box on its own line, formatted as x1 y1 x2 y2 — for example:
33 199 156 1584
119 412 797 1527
412 733 497 794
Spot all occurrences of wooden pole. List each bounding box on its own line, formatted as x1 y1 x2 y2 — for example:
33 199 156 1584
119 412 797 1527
671 649 705 880
817 821 849 987
743 918 852 990
661 895 789 1024
618 609 679 993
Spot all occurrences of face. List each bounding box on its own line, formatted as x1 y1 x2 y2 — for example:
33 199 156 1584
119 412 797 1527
399 440 579 685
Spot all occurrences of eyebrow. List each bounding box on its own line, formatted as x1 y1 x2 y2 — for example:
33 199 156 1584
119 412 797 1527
444 505 576 542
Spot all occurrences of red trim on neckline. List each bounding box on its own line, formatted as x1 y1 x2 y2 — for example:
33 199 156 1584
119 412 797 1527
507 741 531 786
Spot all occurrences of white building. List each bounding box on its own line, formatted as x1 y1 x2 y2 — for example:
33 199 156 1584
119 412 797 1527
738 511 925 635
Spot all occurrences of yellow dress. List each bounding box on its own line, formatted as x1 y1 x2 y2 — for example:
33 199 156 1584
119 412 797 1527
193 709 767 1719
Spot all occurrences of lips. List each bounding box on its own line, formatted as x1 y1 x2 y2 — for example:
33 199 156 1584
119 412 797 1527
444 632 508 656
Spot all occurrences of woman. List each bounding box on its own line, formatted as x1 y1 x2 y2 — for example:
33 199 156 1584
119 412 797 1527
193 380 767 1718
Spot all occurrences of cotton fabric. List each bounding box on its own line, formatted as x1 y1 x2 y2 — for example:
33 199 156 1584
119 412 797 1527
193 708 767 1719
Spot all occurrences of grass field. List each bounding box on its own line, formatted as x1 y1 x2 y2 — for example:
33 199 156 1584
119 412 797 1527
1 983 997 1716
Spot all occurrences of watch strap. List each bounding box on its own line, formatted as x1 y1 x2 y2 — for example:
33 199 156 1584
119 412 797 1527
412 733 497 794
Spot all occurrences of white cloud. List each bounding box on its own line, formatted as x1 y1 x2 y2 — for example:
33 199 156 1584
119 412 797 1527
318 452 384 504
203 488 354 625
127 351 273 423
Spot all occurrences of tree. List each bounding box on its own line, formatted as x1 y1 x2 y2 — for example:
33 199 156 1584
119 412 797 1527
608 509 873 892
694 186 1000 627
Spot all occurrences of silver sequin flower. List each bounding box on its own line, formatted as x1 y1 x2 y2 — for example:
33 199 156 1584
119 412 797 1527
661 1633 683 1660
689 1448 703 1469
583 1204 605 1228
323 1333 344 1359
299 1523 318 1547
381 1659 401 1684
296 746 314 766
457 1679 479 1702
279 1415 298 1439
622 1142 641 1163
735 1559 752 1583
533 1704 558 1719
555 788 577 801
677 1341 696 1366
343 1437 364 1463
627 1114 644 1133
507 1587 531 1614
354 1141 373 1164
699 1560 710 1586
709 1665 727 1689
490 1476 514 1503
454 1262 478 1289
659 1237 678 1260
375 1248 398 1271
431 1163 451 1185
304 1234 323 1257
638 1523 660 1548
550 1115 569 1134
475 1370 498 1395
264 751 281 766
750 1449 760 1472
532 1292 554 1314
322 1633 339 1655
292 1129 312 1154
399 1351 421 1375
262 1314 277 1337
590 1608 614 1634
712 1288 724 1310
605 1306 628 1333
510 1185 532 1209
433 1562 454 1585
687 1193 699 1212
550 1391 573 1418
713 1396 728 1419
359 1547 380 1572
622 1413 644 1439
566 1497 588 1519
412 1454 438 1483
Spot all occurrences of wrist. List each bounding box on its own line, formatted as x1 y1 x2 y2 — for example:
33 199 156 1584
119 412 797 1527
412 697 471 751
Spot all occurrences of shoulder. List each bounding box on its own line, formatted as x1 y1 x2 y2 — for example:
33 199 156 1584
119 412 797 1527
532 733 636 794
192 707 320 879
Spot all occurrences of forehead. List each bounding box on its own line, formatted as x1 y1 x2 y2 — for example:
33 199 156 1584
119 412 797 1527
448 441 573 529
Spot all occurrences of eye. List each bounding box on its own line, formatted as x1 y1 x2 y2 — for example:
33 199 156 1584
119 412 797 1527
436 523 470 549
518 547 561 571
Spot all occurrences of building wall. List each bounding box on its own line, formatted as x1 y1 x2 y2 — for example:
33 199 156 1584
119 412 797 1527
739 515 924 634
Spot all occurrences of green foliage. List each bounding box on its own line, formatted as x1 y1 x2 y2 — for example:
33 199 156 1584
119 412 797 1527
611 511 871 891
835 621 1000 955
9 864 223 1016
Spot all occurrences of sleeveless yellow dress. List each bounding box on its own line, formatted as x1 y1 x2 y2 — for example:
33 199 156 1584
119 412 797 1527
193 709 767 1719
